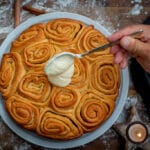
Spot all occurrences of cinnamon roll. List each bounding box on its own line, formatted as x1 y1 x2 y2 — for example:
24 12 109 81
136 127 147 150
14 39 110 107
0 52 25 99
75 90 114 132
6 95 39 130
18 72 51 105
90 54 120 101
70 57 89 90
49 86 79 115
77 25 110 62
11 23 46 53
23 39 61 70
37 109 83 140
44 18 86 46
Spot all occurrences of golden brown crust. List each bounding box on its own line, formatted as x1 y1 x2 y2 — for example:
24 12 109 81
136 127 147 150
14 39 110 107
49 86 80 116
36 108 83 140
11 23 46 53
70 58 90 90
44 18 86 46
22 39 61 71
18 72 52 105
90 54 120 101
0 18 121 140
0 52 26 99
6 95 39 130
75 90 114 132
77 25 110 62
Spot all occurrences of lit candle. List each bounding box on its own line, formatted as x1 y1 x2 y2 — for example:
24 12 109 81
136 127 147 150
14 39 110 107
126 121 148 143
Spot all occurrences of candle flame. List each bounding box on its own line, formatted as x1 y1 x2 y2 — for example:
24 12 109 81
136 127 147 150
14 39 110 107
137 132 142 138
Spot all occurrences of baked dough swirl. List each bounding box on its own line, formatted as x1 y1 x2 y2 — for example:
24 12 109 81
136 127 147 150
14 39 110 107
90 54 120 101
0 52 25 99
18 72 51 105
77 25 110 62
23 39 61 70
11 23 45 53
37 109 83 140
70 58 89 90
50 87 79 115
6 95 39 130
76 90 114 132
44 18 86 46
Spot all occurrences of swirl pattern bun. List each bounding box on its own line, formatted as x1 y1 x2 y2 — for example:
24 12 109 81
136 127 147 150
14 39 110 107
37 109 83 140
0 18 120 140
0 52 25 99
76 90 114 131
90 55 120 101
23 39 61 70
6 95 39 130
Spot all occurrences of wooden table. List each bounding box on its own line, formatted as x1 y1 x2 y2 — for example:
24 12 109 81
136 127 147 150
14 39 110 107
0 0 150 150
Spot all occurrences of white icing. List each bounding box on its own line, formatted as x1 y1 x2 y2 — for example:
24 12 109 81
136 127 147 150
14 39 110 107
45 53 74 87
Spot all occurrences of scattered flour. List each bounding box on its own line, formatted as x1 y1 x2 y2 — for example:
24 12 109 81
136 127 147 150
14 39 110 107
0 26 13 34
0 0 114 40
22 0 31 6
131 0 142 3
130 0 144 16
37 0 47 6
115 96 138 123
13 142 32 150
96 15 115 34
129 3 143 15
53 0 75 7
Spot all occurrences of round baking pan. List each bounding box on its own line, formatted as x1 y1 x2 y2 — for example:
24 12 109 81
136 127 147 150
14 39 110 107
0 12 129 149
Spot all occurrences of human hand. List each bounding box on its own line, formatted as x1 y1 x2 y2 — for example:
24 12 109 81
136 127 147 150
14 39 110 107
108 25 150 73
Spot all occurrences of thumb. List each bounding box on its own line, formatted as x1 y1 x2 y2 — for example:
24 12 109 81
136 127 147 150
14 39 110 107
120 36 148 57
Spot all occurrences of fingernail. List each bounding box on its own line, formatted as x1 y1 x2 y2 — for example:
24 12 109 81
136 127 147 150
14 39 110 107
122 37 130 48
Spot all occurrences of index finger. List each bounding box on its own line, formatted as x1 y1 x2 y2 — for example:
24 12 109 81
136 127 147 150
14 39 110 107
108 24 144 42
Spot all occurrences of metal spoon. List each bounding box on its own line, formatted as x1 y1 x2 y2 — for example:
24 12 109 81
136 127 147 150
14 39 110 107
46 29 143 64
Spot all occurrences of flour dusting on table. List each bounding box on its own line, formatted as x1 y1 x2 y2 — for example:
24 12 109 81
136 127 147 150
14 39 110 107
0 0 115 40
129 4 143 15
130 0 143 15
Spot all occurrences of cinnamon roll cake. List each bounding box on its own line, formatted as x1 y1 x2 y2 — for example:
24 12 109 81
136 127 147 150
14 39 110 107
0 18 120 140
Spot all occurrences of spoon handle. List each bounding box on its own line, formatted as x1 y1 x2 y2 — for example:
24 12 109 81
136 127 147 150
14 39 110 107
81 29 143 57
